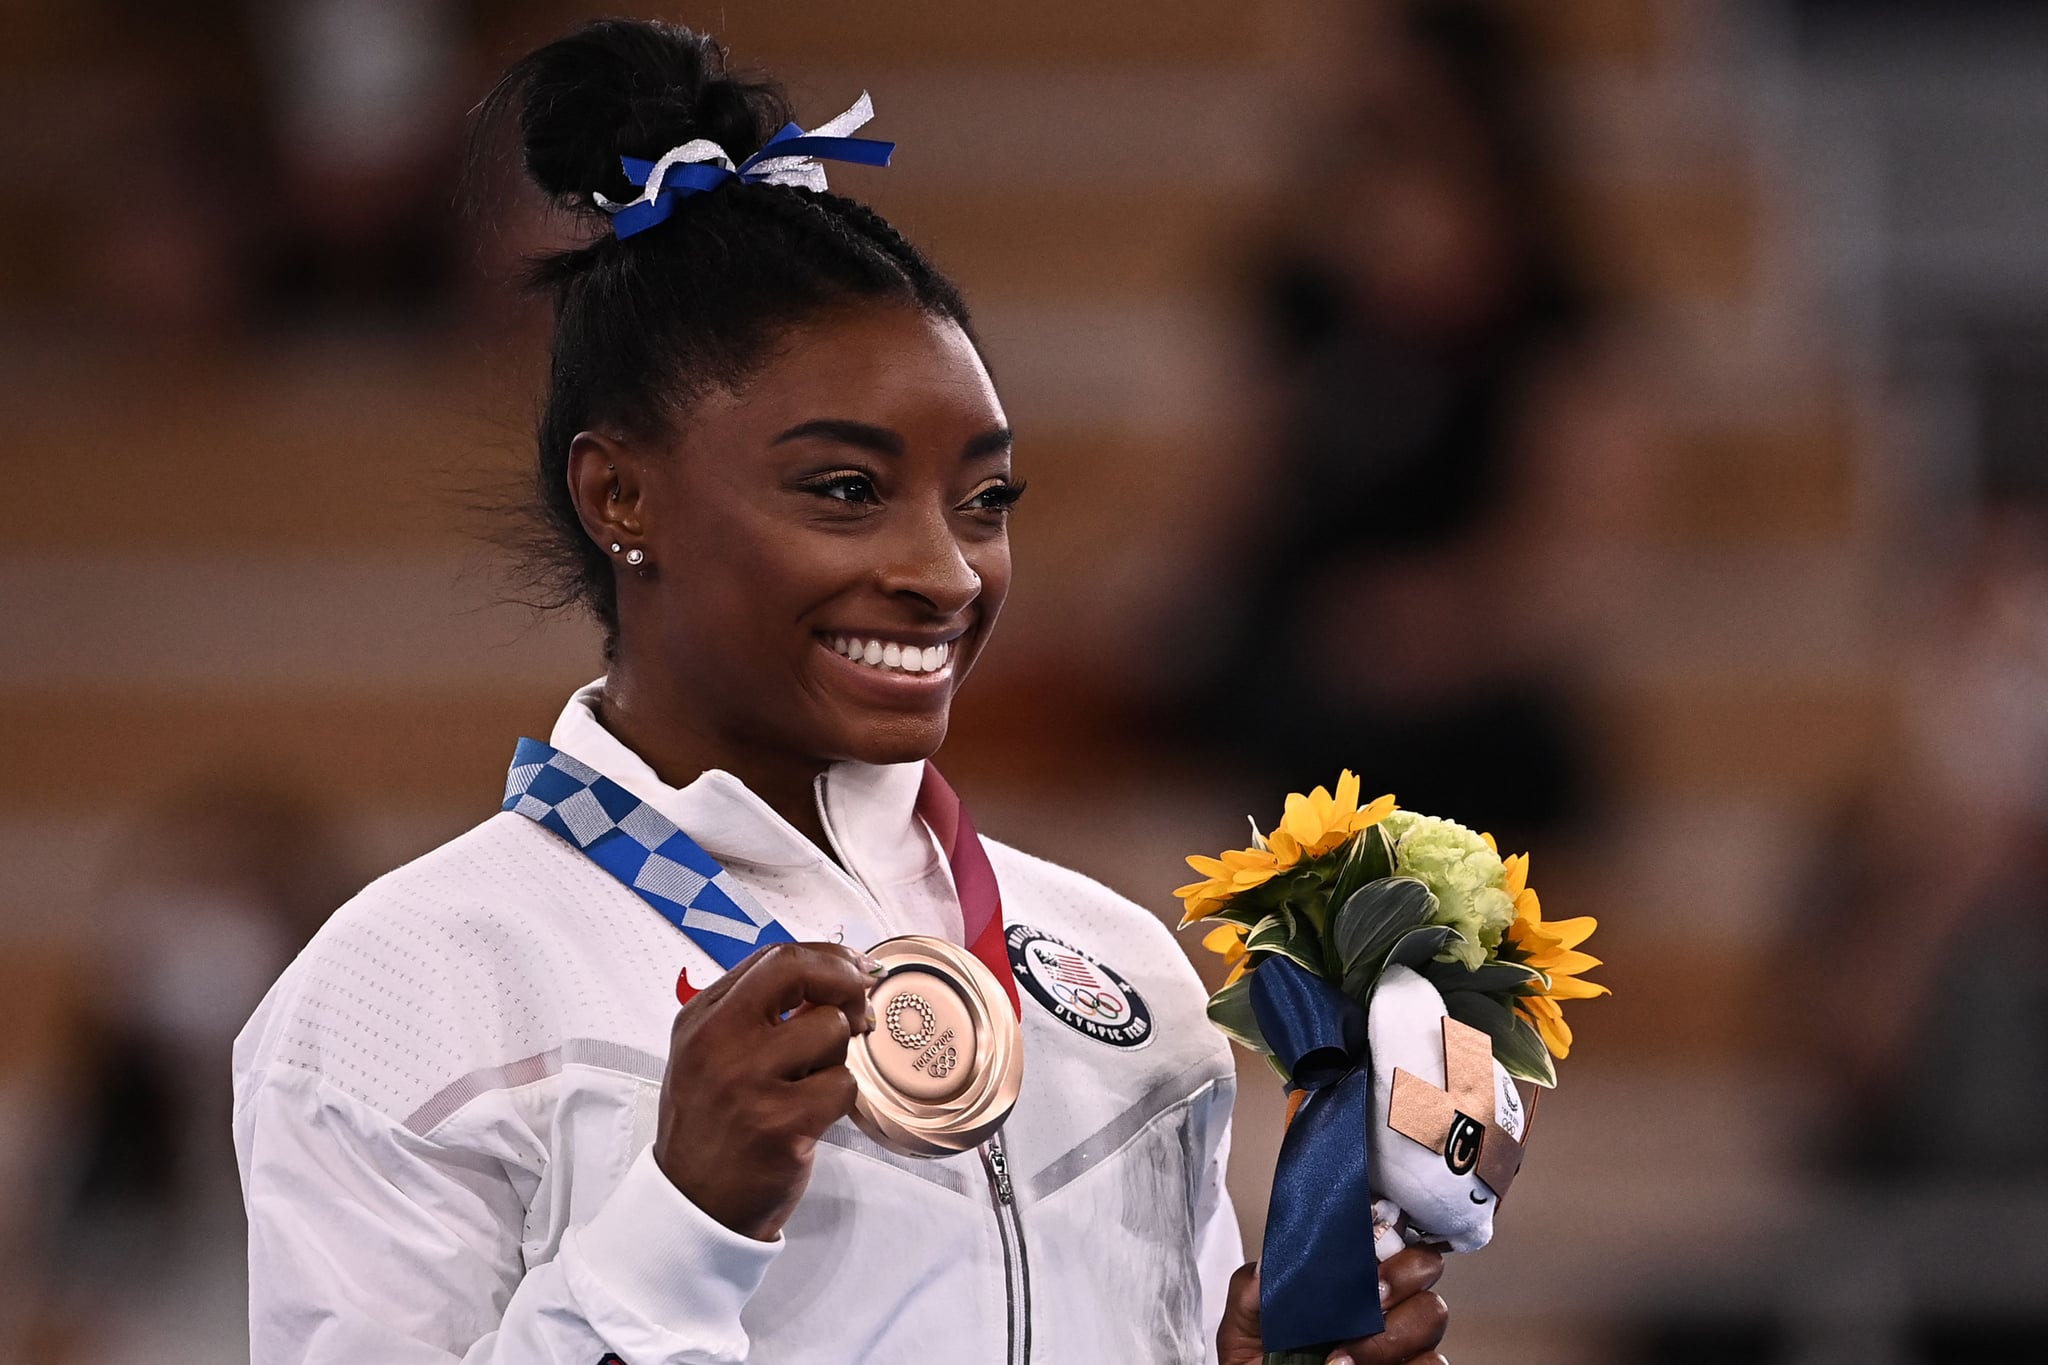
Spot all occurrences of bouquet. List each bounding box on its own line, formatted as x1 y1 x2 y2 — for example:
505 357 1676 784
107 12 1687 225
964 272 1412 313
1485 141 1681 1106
1176 772 1605 1362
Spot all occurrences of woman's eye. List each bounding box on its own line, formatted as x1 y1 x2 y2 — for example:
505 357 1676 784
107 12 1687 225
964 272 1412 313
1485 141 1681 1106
965 480 1027 513
811 473 879 504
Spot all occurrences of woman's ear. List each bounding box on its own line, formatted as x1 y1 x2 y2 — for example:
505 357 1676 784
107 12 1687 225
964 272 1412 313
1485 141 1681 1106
566 430 646 550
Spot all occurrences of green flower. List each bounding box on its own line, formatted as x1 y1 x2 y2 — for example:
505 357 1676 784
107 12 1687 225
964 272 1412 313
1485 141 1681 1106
1383 811 1514 970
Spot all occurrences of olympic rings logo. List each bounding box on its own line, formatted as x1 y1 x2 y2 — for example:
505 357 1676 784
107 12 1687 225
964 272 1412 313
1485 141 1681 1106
1050 978 1127 1021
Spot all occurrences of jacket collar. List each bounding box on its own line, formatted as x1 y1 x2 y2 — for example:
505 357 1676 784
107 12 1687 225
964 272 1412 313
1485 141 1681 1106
547 679 939 886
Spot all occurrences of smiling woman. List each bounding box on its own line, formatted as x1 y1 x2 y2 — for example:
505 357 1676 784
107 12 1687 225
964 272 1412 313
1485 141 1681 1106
227 18 1449 1365
580 307 1017 851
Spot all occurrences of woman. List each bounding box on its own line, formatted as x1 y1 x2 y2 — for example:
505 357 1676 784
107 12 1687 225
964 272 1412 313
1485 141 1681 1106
232 20 1450 1364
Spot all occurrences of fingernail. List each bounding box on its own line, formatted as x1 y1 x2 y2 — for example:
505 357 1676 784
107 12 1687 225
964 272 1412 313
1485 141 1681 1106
853 951 886 978
864 1006 878 1033
1379 1277 1391 1306
1325 1352 1354 1365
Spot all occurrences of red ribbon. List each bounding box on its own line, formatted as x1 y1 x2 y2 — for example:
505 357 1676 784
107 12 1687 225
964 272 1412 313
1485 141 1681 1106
916 764 1020 1016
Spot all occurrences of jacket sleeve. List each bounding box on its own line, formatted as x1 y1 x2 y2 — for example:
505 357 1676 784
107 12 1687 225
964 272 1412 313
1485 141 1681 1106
235 1065 780 1365
1192 1102 1244 1365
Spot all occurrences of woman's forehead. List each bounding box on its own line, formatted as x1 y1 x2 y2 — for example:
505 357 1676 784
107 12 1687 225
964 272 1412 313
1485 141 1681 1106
702 306 1003 442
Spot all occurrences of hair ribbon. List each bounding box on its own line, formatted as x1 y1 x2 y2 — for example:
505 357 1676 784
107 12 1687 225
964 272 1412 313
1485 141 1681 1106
595 91 895 239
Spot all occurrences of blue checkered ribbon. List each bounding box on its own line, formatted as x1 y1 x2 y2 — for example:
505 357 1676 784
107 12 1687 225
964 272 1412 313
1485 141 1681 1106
502 738 795 968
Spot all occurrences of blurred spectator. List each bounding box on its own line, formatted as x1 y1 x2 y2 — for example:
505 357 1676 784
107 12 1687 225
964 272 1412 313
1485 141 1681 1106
247 0 474 326
74 0 477 333
1176 0 1600 844
43 778 360 1363
1800 503 2048 1176
0 947 92 1361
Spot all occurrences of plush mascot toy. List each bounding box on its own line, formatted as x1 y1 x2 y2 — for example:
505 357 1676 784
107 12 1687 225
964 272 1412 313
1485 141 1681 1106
1366 965 1531 1256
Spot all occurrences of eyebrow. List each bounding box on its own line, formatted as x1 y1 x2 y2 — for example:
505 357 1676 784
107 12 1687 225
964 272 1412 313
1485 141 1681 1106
772 418 1014 461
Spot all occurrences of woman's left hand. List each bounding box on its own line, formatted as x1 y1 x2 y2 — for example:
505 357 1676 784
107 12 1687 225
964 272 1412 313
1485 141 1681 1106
1217 1250 1449 1364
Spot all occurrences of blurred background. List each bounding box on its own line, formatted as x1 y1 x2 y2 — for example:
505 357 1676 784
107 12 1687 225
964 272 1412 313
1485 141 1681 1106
2 0 2044 1360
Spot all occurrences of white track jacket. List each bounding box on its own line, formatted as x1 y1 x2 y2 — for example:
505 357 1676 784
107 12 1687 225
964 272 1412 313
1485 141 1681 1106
233 683 1241 1364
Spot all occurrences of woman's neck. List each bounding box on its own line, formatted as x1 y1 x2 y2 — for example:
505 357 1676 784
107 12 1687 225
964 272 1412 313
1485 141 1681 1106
596 666 834 852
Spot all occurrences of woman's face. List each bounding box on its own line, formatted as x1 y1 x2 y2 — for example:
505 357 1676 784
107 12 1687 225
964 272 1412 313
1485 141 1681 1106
605 304 1014 774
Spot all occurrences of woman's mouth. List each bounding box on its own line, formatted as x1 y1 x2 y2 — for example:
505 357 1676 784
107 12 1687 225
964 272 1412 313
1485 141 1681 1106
821 633 956 681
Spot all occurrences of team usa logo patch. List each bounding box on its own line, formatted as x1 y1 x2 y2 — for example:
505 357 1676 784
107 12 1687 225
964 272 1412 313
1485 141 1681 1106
1006 924 1153 1049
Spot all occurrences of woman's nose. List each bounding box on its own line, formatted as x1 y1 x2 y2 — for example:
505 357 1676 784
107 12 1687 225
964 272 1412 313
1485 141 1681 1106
877 507 981 614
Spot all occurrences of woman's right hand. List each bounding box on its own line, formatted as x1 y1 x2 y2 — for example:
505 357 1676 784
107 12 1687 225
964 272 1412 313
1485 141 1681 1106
653 941 882 1240
1218 1252 1449 1365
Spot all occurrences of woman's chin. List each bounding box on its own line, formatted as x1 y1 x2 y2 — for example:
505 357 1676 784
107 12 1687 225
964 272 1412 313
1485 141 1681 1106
836 713 951 768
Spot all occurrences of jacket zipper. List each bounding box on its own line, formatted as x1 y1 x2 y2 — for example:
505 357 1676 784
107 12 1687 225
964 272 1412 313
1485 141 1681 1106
816 774 1031 1363
982 1133 1031 1365
811 772 889 917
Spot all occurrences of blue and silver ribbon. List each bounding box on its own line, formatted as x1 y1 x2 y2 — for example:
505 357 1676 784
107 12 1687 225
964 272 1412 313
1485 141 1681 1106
502 738 795 968
1249 957 1386 1352
594 91 895 239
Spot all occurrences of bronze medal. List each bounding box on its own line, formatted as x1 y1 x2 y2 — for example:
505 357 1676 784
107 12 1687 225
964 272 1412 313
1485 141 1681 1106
847 935 1024 1157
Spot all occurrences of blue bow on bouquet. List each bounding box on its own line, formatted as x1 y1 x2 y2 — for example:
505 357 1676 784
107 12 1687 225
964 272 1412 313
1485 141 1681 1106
1249 957 1386 1353
596 91 895 239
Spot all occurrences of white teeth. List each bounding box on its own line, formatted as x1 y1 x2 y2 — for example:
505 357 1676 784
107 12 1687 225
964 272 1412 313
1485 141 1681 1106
826 636 954 676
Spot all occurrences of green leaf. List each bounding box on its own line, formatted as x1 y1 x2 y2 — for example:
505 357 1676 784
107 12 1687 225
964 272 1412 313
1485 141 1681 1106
1443 991 1556 1089
1425 959 1546 997
1325 823 1395 912
1493 1015 1557 1088
1332 877 1437 974
1205 973 1271 1055
1245 911 1322 975
1442 986 1516 1040
1386 924 1458 973
1181 897 1264 931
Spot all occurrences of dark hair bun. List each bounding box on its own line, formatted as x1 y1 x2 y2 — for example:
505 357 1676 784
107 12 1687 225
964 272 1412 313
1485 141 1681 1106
488 19 793 212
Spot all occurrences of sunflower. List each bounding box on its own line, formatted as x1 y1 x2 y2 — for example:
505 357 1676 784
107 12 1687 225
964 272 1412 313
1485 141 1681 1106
1201 922 1253 986
1498 853 1607 1059
1174 771 1396 925
1268 770 1398 864
1175 847 1289 924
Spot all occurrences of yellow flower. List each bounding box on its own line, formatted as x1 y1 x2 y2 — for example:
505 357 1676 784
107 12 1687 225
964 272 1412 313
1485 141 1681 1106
1269 770 1398 865
1175 847 1288 924
1521 994 1575 1060
1201 922 1253 986
1177 771 1398 926
1499 859 1607 1059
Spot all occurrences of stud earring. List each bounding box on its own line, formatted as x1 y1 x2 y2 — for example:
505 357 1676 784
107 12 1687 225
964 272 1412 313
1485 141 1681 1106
626 548 646 566
609 542 622 554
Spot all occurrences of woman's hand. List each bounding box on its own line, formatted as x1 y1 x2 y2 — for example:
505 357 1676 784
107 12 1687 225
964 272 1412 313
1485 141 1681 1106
653 941 881 1240
1218 1250 1449 1365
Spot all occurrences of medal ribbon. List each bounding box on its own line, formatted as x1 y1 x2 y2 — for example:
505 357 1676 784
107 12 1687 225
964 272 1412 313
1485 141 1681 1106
502 739 1017 1012
916 763 1020 1016
503 739 794 968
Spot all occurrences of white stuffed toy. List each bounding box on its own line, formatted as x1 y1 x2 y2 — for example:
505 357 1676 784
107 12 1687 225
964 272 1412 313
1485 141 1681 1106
1367 964 1530 1255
